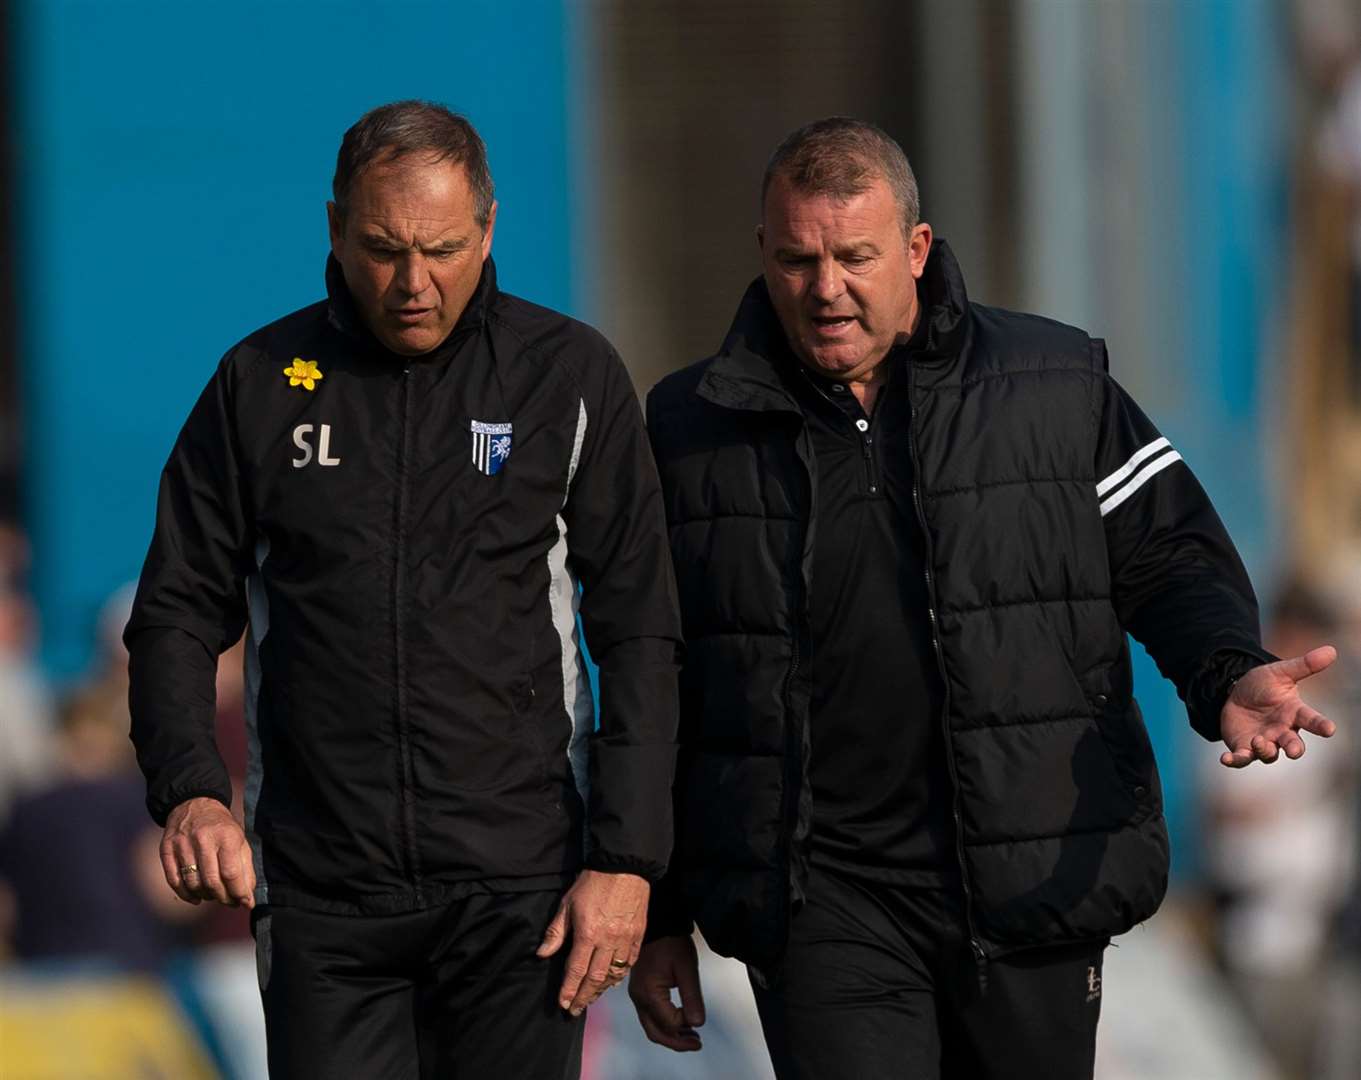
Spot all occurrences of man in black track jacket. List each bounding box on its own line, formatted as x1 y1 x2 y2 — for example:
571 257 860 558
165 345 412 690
628 118 1338 1080
125 101 681 1079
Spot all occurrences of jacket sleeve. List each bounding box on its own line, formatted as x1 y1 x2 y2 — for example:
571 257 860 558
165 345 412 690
564 347 683 882
639 386 696 941
1097 366 1275 741
124 353 253 825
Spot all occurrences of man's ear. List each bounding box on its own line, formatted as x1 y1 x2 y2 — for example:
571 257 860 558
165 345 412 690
908 222 933 279
480 201 499 260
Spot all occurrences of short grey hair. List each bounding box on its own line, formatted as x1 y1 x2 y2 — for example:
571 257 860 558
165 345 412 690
762 117 920 233
332 100 495 228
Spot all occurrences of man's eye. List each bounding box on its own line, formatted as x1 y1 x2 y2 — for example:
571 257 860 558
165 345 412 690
428 250 457 261
842 255 870 267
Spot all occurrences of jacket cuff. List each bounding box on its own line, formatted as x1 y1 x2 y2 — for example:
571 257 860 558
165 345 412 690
583 850 668 883
147 787 233 828
1184 647 1279 742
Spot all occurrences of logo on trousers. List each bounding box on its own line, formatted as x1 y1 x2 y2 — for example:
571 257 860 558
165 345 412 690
471 420 512 475
1085 965 1102 1004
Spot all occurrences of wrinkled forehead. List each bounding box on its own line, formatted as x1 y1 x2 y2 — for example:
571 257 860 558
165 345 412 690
340 159 480 237
762 177 899 243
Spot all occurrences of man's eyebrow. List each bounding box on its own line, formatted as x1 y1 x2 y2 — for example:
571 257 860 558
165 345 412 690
359 233 472 253
360 233 407 249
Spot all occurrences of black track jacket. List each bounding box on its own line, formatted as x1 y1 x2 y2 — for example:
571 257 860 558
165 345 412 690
646 241 1272 967
126 256 682 914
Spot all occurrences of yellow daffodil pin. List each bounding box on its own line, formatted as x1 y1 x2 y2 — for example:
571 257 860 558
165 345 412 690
283 358 324 391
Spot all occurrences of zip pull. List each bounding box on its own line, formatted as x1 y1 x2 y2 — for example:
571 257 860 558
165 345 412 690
971 940 988 995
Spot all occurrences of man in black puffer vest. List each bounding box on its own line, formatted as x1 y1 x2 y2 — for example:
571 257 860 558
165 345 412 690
628 118 1339 1079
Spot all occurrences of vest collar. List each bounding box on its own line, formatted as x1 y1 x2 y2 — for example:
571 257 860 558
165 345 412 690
696 276 803 414
913 239 970 367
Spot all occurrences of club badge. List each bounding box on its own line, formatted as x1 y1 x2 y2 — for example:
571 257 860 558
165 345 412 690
471 420 513 476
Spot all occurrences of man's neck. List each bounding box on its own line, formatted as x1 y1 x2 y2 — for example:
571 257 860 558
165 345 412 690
848 291 922 413
846 361 891 413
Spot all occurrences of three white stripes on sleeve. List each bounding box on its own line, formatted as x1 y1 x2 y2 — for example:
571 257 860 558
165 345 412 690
1095 437 1182 517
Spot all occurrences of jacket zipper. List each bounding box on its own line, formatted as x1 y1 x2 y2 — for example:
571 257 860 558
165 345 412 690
905 371 987 989
392 365 423 901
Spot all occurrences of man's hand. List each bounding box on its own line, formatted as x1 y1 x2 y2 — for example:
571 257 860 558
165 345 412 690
160 796 255 907
537 869 650 1016
1219 646 1338 767
629 934 705 1051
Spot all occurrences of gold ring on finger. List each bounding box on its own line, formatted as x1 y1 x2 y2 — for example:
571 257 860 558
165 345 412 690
180 864 200 876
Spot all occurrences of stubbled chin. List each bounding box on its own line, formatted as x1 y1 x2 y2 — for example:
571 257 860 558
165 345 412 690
382 330 440 355
804 340 865 375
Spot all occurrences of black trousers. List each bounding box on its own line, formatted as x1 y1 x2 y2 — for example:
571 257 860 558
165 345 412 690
750 864 1106 1080
253 889 584 1079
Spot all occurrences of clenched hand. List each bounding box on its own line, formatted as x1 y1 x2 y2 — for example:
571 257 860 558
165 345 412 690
629 934 706 1051
160 796 255 907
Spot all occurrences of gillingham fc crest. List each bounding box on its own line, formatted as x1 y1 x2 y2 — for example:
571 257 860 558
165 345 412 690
471 420 513 476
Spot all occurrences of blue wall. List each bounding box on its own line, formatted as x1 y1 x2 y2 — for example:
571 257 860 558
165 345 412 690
13 0 573 678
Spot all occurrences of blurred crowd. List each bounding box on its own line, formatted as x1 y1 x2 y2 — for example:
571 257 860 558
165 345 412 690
1198 573 1361 1080
0 520 253 970
0 518 260 1078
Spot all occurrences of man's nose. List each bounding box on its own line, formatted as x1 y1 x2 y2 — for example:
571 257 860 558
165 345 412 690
810 259 844 303
394 254 430 297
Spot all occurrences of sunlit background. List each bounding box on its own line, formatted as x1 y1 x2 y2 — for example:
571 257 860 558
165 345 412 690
2 1 1359 1077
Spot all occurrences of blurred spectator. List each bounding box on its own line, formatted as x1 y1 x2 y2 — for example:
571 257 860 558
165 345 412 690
1200 577 1358 1079
0 521 55 828
1318 558 1361 1080
0 586 199 974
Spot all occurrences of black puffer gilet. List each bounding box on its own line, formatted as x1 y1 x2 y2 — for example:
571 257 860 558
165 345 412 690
646 241 1168 968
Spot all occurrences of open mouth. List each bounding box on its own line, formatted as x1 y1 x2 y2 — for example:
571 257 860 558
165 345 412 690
811 315 856 334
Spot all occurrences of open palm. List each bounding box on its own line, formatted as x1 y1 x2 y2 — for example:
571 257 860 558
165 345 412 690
1219 646 1338 767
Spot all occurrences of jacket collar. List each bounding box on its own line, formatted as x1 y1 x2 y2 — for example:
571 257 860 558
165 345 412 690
325 253 499 363
697 238 970 411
